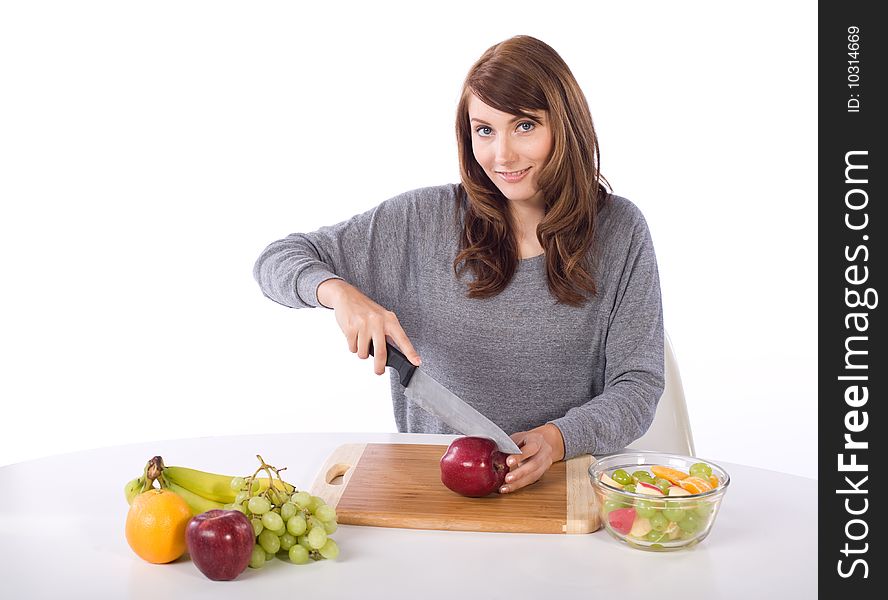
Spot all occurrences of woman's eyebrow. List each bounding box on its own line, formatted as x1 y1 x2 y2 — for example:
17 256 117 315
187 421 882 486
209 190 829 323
470 114 542 125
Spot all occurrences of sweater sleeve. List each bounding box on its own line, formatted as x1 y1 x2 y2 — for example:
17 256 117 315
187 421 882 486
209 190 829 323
253 186 452 311
550 207 665 458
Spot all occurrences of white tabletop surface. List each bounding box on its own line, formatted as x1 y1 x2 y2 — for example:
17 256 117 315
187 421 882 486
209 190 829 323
0 432 816 599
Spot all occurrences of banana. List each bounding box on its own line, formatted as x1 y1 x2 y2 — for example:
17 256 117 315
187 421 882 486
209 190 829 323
124 477 145 505
165 480 225 516
163 466 239 503
253 477 296 496
165 465 297 503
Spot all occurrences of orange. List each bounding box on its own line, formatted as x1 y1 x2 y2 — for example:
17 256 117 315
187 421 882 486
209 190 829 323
678 476 714 495
125 488 192 564
709 475 720 489
650 465 689 485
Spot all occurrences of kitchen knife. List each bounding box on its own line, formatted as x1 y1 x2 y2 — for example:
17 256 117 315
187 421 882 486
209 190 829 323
369 341 521 455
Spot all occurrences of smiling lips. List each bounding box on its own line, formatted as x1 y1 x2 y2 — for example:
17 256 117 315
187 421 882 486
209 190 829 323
496 166 531 183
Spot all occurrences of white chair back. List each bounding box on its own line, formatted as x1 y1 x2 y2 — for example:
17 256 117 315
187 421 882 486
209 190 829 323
625 331 695 456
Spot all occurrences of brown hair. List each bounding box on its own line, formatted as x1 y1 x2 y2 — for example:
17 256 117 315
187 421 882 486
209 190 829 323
454 35 609 306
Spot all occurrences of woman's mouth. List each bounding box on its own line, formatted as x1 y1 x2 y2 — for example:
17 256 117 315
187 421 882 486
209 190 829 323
496 167 530 183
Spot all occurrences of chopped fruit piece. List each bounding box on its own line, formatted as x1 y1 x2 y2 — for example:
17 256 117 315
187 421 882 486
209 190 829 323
667 486 691 497
651 465 690 485
636 481 665 496
678 476 714 495
600 472 623 489
629 516 653 537
612 469 634 486
689 462 713 479
709 475 719 489
608 507 636 535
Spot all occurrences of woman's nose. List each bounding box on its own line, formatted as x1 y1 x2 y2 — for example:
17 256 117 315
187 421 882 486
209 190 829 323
494 136 517 164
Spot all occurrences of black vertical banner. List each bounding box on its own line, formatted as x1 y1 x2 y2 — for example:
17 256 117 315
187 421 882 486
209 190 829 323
820 1 885 595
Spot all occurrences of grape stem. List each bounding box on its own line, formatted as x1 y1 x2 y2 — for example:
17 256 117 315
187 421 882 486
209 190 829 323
245 454 292 503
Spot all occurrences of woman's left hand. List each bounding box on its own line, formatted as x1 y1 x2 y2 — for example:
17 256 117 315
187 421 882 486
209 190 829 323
499 424 566 494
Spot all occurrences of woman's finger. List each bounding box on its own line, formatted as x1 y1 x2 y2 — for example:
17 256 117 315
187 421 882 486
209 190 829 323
356 328 372 360
345 327 358 354
500 433 551 493
386 319 422 367
372 330 388 375
501 455 548 493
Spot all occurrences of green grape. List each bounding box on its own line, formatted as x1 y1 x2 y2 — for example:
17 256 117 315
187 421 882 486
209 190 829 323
262 511 284 532
307 496 326 513
315 505 337 523
269 489 287 507
258 530 281 554
689 462 712 479
279 532 297 551
281 502 297 522
248 496 271 515
695 501 714 518
288 544 310 564
323 520 338 534
603 499 624 513
235 491 250 505
251 518 264 536
622 484 637 493
654 478 671 493
287 514 307 536
634 500 656 518
291 491 312 508
663 501 685 523
644 530 666 542
318 539 340 560
307 516 324 531
249 545 266 569
632 470 654 484
297 535 312 550
230 477 246 491
679 513 701 534
306 527 327 550
611 469 633 486
265 549 276 561
650 512 669 532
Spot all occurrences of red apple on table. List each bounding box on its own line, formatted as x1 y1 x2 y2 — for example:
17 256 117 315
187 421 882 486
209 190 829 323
440 436 511 497
186 509 254 581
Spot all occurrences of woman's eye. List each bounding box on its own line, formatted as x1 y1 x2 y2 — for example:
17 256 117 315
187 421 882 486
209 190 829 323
476 126 493 137
518 121 535 132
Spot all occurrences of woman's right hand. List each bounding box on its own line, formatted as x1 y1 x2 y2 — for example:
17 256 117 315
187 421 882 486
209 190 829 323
317 278 421 375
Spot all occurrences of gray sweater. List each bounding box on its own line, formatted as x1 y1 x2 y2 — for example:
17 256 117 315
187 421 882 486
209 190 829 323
253 184 664 458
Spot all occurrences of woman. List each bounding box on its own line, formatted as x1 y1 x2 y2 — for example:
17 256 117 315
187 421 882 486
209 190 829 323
253 35 664 494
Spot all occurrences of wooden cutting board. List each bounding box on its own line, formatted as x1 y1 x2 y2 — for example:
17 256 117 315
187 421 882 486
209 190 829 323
308 443 600 534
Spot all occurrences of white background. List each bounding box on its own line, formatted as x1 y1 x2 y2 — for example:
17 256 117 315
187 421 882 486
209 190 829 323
0 1 817 478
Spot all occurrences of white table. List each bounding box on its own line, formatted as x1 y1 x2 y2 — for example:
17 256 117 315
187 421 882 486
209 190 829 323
0 432 816 599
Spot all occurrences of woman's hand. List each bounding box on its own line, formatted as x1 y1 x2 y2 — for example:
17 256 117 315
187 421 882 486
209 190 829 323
499 424 566 494
317 278 421 374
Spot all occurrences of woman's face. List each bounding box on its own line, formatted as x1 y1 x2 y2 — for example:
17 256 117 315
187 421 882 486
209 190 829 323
468 93 553 206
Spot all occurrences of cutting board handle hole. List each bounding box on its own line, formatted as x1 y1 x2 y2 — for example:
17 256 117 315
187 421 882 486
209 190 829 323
325 463 351 486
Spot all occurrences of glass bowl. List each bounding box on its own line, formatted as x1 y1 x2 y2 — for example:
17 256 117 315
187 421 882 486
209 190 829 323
589 451 730 551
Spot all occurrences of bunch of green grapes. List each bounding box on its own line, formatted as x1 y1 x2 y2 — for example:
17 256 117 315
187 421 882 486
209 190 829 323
225 476 340 568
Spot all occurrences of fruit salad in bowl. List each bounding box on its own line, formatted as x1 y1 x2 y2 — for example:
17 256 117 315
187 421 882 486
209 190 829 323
589 452 730 551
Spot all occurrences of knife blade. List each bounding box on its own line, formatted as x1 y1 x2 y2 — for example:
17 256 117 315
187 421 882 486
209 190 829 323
369 341 521 455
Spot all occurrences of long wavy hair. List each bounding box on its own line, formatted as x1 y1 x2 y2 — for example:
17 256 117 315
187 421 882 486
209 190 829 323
454 35 610 306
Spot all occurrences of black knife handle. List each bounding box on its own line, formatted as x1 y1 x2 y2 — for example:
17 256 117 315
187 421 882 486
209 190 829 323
368 340 417 388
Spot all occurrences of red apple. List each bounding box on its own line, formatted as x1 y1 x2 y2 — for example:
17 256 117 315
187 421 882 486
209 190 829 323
186 509 254 581
607 507 636 536
440 436 510 497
